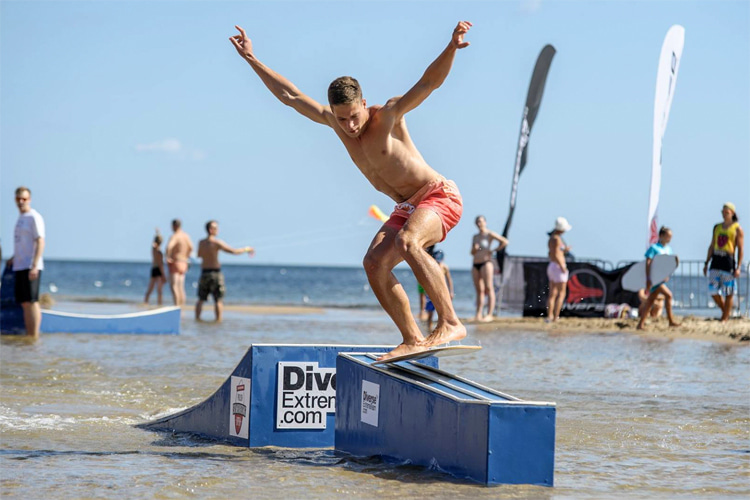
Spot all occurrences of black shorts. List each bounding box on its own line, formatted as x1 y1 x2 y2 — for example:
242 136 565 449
151 267 163 278
15 270 42 303
198 270 225 301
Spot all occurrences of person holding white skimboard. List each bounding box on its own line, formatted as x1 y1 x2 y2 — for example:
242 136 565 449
703 202 744 322
637 226 680 330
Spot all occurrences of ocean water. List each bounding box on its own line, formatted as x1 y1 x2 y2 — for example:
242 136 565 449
28 259 481 314
1 261 749 498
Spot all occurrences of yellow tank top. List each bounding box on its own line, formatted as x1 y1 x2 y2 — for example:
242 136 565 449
710 222 739 272
713 222 739 254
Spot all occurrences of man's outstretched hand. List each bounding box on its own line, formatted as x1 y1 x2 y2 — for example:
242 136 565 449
230 25 254 59
452 21 473 49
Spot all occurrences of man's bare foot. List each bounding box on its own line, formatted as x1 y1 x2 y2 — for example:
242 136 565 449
479 315 494 323
376 343 427 362
669 321 680 327
419 322 467 347
636 323 645 330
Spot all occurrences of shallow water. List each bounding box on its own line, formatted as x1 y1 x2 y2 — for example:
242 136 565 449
1 303 748 499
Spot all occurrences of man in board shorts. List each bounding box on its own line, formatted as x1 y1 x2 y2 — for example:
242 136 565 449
196 220 255 322
703 202 744 322
230 21 472 361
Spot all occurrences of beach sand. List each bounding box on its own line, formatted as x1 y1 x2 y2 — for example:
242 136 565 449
470 315 750 344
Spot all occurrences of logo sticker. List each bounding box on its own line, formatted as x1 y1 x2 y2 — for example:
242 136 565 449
360 380 380 427
276 362 336 429
229 376 251 439
564 268 606 312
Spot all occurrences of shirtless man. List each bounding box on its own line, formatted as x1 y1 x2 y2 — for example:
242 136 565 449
230 21 472 360
166 219 193 306
196 220 255 322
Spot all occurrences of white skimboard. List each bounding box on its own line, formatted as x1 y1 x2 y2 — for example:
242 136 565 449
621 254 678 292
372 345 482 365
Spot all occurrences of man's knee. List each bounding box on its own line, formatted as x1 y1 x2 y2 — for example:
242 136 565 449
394 230 421 258
363 251 383 276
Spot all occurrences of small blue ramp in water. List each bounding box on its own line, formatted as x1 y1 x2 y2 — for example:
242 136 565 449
40 307 181 334
138 344 432 448
335 353 556 486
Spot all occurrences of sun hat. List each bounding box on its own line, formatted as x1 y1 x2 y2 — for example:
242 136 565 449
723 202 736 214
554 217 572 232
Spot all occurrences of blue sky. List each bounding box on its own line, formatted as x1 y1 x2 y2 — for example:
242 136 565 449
2 0 748 269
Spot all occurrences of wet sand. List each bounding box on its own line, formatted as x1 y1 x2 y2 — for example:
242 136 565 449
470 315 750 343
183 303 326 315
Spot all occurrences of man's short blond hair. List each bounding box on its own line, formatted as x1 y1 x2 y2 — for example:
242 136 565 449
328 76 362 106
15 186 31 197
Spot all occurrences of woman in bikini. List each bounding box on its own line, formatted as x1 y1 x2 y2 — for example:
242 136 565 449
546 217 572 322
144 230 166 305
471 215 508 322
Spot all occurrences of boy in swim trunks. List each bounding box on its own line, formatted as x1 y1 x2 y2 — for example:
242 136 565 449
230 21 472 361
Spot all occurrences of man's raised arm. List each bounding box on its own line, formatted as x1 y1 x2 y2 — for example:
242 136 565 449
230 26 331 126
388 21 472 117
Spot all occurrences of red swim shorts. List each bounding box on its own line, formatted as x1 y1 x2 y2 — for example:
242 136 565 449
384 177 463 241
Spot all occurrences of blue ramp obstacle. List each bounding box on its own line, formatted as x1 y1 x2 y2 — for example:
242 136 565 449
335 353 556 486
138 344 431 448
40 307 181 334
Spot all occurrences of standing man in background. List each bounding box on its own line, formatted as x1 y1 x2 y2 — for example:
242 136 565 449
166 219 193 306
196 220 255 322
9 187 45 338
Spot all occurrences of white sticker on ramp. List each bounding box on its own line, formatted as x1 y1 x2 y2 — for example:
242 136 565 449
230 376 251 439
276 362 336 429
361 380 380 427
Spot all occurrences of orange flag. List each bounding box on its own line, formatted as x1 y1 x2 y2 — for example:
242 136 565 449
368 204 388 223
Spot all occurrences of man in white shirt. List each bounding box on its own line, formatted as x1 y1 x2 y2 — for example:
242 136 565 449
9 187 46 338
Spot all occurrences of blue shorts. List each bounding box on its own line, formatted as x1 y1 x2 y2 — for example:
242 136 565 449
707 269 736 296
425 298 435 313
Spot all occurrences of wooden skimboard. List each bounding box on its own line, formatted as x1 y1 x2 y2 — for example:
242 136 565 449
621 254 678 292
372 345 482 365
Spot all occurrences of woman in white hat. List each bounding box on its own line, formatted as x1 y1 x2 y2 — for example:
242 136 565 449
703 202 744 322
546 217 572 322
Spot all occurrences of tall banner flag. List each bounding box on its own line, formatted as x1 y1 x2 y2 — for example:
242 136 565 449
647 25 685 246
497 44 556 269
